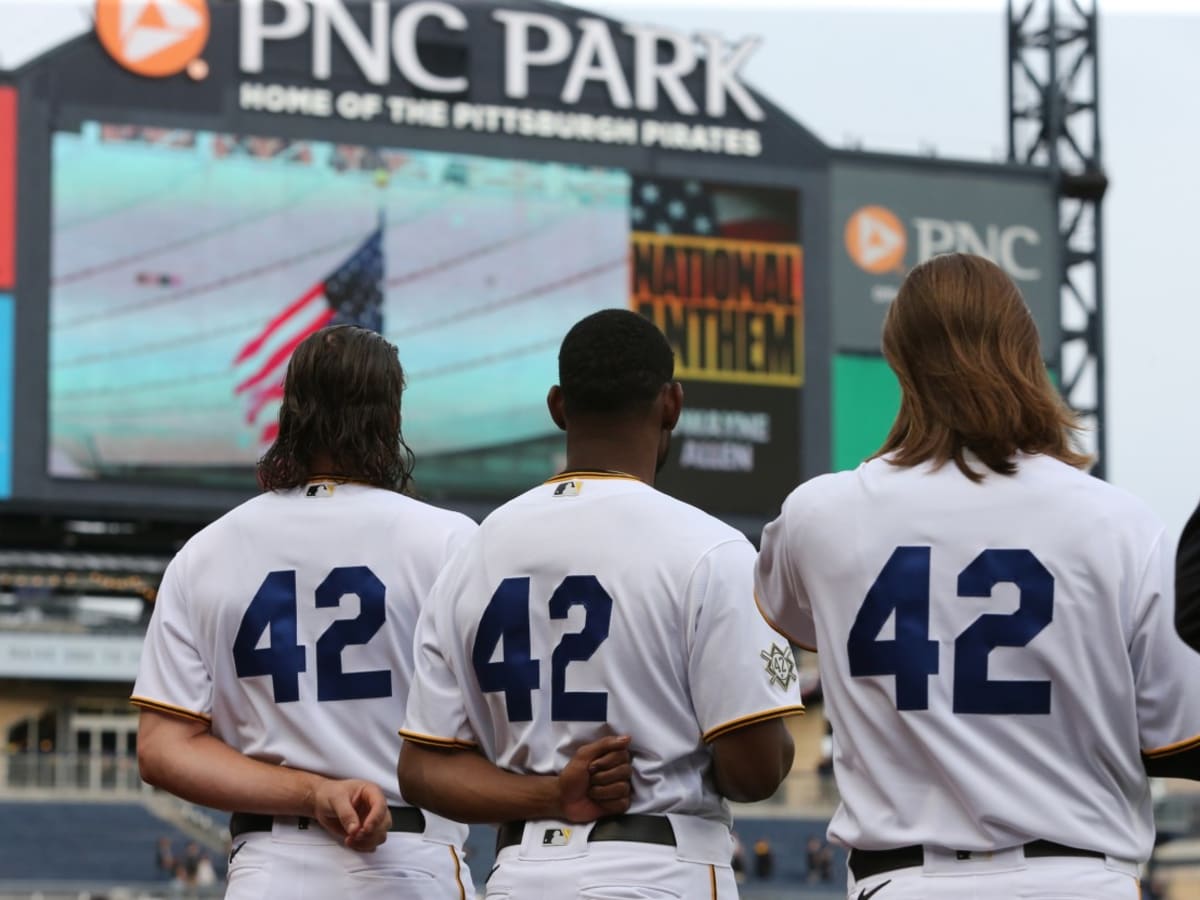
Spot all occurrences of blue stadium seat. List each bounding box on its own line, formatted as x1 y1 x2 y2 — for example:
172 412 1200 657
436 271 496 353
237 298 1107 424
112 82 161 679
0 800 225 883
733 817 847 890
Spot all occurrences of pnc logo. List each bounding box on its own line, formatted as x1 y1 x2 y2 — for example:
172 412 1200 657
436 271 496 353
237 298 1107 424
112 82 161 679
845 203 1043 282
95 0 210 79
844 205 907 275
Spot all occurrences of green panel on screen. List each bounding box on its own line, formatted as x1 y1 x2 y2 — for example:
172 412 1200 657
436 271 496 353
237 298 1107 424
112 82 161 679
832 355 1062 473
833 354 899 472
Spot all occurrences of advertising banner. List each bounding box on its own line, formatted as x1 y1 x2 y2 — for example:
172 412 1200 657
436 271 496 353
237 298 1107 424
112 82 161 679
632 178 802 514
831 157 1060 358
0 87 14 290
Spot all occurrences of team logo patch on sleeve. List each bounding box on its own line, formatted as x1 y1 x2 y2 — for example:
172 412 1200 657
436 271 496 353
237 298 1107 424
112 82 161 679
760 642 798 689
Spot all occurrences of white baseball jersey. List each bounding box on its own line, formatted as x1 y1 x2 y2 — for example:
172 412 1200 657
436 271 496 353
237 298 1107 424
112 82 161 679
132 481 475 844
401 471 805 826
755 453 1200 863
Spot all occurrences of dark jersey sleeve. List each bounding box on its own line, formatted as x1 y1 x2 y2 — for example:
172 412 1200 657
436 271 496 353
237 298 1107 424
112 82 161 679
1176 500 1200 652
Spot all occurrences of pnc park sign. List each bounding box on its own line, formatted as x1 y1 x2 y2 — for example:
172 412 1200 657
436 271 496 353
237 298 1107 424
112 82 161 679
95 0 772 157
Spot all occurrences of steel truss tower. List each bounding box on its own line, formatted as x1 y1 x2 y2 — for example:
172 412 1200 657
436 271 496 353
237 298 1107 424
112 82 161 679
1007 0 1108 476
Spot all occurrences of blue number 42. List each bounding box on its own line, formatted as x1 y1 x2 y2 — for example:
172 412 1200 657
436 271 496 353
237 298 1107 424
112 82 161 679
232 566 391 703
472 575 613 723
848 548 1054 715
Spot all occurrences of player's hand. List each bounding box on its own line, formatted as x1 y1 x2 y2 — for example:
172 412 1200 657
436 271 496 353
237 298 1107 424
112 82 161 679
557 735 633 823
312 778 392 851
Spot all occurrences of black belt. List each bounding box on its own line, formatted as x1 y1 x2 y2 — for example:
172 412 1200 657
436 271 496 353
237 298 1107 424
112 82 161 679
849 840 1106 882
496 814 676 853
229 806 425 840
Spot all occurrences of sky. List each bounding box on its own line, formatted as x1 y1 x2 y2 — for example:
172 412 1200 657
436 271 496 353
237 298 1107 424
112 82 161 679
587 0 1200 540
3 0 1199 537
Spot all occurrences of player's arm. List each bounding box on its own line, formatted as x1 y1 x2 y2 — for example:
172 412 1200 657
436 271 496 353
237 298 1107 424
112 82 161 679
690 539 805 804
754 494 818 651
137 709 391 849
397 734 633 824
710 718 795 803
1143 743 1200 778
132 557 388 849
1176 499 1200 651
1133 530 1200 780
400 556 634 823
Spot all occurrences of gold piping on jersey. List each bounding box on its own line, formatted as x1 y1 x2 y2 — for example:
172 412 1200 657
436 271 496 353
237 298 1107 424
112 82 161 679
450 846 466 900
709 863 717 898
753 592 817 653
702 704 806 743
1143 732 1200 758
544 470 640 484
397 728 478 750
129 696 212 725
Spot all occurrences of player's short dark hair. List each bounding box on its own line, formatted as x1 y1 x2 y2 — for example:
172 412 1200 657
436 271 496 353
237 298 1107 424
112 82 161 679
558 309 675 417
257 325 414 492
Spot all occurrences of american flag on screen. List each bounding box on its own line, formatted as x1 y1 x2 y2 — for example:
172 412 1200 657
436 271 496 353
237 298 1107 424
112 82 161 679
630 177 797 243
232 222 385 445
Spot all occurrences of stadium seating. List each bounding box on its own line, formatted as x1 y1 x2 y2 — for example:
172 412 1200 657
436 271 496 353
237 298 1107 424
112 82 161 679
0 800 224 883
0 800 843 893
733 817 847 890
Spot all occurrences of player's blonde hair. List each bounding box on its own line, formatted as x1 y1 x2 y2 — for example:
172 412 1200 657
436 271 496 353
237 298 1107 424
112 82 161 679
873 252 1090 481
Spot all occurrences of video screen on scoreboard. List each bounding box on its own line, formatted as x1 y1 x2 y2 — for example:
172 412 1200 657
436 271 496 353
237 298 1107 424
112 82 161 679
48 121 803 512
49 122 629 498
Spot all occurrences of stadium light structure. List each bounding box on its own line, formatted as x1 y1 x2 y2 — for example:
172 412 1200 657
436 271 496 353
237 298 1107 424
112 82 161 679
1007 0 1108 477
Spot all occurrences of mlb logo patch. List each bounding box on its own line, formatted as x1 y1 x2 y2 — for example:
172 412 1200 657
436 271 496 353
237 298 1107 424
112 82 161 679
305 482 336 498
542 827 571 846
553 480 581 497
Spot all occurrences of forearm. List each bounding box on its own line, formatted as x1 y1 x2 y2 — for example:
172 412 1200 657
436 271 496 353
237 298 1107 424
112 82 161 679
140 726 323 817
1144 744 1200 780
713 762 787 803
1176 505 1200 650
398 744 561 824
711 720 795 803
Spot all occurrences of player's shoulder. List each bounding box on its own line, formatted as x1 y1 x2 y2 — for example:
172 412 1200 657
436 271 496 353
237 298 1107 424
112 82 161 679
173 492 274 560
181 488 475 556
776 464 867 524
484 476 749 552
368 489 477 534
641 486 750 548
1020 454 1164 540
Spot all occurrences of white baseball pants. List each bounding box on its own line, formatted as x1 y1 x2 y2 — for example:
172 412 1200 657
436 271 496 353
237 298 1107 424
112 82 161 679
847 846 1141 900
224 816 474 900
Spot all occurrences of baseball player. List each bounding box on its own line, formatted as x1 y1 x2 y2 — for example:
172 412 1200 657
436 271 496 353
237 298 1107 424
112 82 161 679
133 326 480 899
398 308 804 899
1175 498 1200 650
755 253 1200 900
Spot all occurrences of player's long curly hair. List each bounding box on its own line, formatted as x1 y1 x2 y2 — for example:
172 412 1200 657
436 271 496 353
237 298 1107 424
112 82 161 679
874 252 1090 481
256 325 415 493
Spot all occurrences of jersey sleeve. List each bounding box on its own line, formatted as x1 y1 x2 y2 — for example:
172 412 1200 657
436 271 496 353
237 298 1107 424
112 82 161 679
399 565 477 750
441 514 478 568
754 495 817 651
130 554 213 724
1132 530 1200 759
688 539 805 742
